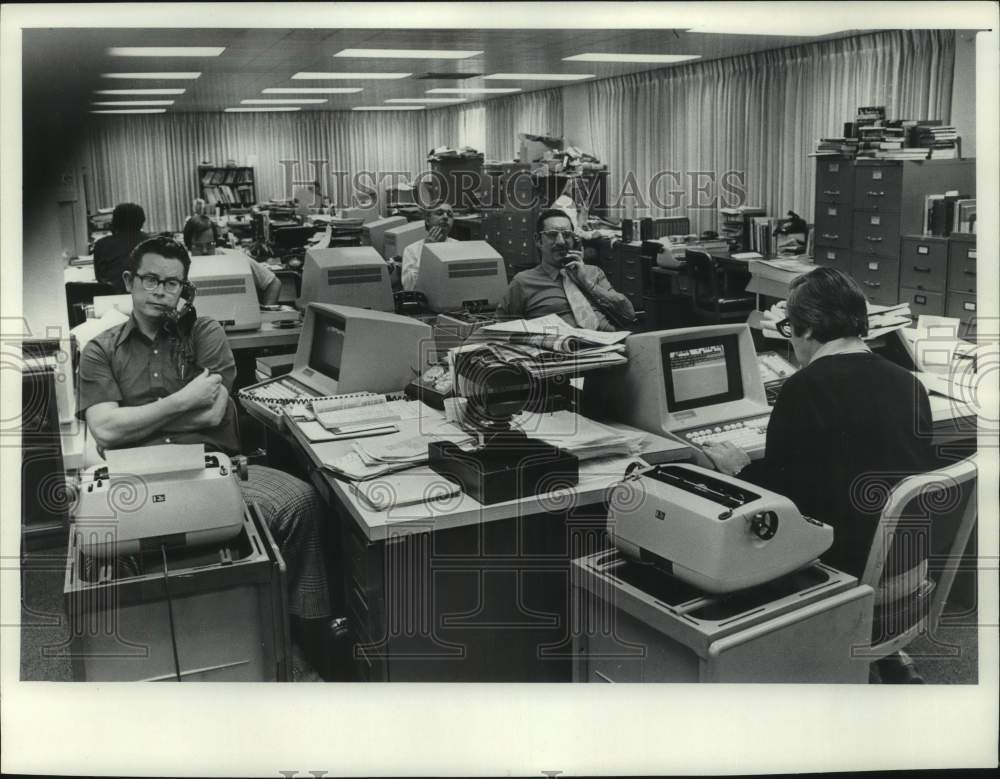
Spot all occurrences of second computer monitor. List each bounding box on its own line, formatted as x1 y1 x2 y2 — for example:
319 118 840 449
362 216 407 259
293 303 434 396
298 246 394 312
383 220 427 259
586 323 769 437
414 240 508 313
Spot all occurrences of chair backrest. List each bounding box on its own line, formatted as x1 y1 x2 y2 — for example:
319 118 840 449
860 455 978 633
273 269 301 306
684 248 721 299
65 281 118 327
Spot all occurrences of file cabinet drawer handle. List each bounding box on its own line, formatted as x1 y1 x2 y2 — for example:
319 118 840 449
822 189 840 196
913 266 931 273
866 191 886 197
862 281 881 289
821 233 839 240
865 235 884 242
964 269 976 276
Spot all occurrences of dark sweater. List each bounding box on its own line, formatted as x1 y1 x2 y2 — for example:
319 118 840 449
741 352 935 578
93 230 148 293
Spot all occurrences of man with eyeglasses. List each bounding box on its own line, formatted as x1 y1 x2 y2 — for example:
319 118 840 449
496 208 634 331
184 209 282 305
400 201 456 291
77 236 334 676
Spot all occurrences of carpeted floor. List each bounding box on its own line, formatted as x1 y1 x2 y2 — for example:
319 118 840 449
19 548 979 684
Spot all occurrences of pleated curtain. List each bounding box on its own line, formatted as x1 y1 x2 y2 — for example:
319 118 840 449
83 29 954 234
576 29 955 231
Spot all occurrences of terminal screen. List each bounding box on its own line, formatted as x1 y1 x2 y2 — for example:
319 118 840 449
308 311 346 381
661 334 743 412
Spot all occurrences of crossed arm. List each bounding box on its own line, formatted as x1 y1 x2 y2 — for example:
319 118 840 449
85 369 228 451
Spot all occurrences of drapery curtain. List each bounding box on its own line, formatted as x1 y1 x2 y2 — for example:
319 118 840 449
84 112 428 231
83 30 954 233
575 29 955 231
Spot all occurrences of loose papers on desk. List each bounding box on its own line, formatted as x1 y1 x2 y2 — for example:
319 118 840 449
511 410 647 461
454 314 629 378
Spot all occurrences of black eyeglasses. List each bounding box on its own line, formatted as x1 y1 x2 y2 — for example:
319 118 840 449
775 318 794 338
540 229 578 243
132 273 185 294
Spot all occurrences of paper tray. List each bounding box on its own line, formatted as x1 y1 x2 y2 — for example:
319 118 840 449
428 435 579 505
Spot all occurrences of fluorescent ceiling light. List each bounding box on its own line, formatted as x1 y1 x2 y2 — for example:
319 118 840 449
483 73 594 81
107 47 225 57
94 88 187 95
263 87 363 94
563 53 701 64
352 106 425 111
241 98 328 104
336 48 482 59
90 109 168 114
92 100 175 106
225 107 302 112
101 72 201 79
426 88 521 94
292 72 410 80
385 98 468 103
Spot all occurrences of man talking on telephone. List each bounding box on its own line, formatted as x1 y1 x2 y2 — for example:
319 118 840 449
77 236 334 675
496 209 635 331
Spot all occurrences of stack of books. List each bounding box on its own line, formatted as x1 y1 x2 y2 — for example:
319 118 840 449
914 123 960 159
810 137 859 157
923 191 974 236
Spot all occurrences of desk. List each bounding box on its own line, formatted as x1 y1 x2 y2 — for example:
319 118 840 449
285 413 692 681
226 321 301 352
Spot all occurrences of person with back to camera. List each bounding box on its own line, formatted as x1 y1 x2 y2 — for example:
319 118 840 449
702 266 936 683
496 208 635 331
93 202 149 293
77 236 335 677
400 201 456 291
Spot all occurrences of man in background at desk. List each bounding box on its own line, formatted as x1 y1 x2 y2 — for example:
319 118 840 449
93 202 149 294
703 266 935 683
496 208 635 331
184 212 282 305
77 236 333 672
400 202 456 290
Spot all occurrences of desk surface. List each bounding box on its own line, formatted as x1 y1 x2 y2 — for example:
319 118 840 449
226 322 301 351
286 414 690 543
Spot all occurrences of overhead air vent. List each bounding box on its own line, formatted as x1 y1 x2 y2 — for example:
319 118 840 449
415 72 483 81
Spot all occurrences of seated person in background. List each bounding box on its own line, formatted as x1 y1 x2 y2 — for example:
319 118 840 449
703 266 935 683
94 202 149 293
184 213 282 305
78 236 333 671
400 202 456 291
496 208 635 331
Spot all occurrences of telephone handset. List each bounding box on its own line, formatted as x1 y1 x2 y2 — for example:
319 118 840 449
161 282 197 339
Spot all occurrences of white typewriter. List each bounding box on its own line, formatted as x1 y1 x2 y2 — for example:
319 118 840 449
607 464 833 593
72 444 246 556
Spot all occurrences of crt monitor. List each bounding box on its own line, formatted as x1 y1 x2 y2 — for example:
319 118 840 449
188 250 262 332
362 215 407 259
414 240 509 313
291 303 434 396
584 323 769 438
383 220 426 259
297 246 394 312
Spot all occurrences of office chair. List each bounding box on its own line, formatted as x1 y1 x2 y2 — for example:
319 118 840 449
65 281 117 328
684 248 755 325
858 455 978 680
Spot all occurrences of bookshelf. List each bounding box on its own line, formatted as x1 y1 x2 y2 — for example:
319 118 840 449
199 165 256 210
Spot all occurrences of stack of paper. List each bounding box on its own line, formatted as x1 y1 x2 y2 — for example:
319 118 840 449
352 473 462 512
511 411 647 461
454 315 629 378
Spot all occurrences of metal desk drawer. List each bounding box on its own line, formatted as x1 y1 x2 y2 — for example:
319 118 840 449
814 244 852 273
814 205 852 249
815 159 854 205
851 211 901 258
900 237 948 292
948 239 977 293
900 287 946 317
853 164 903 211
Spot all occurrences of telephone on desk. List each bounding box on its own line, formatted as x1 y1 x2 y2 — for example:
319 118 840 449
394 290 428 316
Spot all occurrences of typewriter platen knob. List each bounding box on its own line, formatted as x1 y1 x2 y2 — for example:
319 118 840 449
749 511 779 541
231 455 249 481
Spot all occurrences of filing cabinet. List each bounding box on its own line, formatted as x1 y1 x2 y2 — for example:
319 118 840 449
946 234 977 335
814 158 976 308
